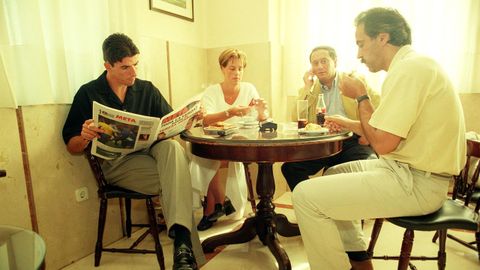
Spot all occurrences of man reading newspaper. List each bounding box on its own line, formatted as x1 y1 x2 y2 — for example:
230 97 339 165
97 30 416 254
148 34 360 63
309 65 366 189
91 96 200 160
62 33 202 270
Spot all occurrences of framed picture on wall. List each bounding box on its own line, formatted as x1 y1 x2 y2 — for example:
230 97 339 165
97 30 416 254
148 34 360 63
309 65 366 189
149 0 194 22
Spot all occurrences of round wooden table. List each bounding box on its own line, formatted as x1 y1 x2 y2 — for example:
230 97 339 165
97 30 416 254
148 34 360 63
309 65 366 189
181 125 351 270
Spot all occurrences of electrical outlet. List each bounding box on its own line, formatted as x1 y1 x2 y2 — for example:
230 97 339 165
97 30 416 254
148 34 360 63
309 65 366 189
75 187 89 202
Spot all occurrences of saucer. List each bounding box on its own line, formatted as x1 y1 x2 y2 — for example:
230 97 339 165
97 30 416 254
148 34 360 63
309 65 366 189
238 121 258 128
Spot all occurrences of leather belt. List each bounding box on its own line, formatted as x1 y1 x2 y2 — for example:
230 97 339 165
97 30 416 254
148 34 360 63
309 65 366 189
411 168 452 179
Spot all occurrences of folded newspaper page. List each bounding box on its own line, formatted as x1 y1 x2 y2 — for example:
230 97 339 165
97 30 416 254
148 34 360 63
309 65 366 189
91 97 201 160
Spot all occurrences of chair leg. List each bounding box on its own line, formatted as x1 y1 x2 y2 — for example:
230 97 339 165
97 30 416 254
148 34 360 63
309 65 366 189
398 229 414 270
95 198 108 266
432 231 439 243
146 198 165 270
125 198 132 237
476 231 480 260
437 230 447 270
243 162 257 213
367 218 384 257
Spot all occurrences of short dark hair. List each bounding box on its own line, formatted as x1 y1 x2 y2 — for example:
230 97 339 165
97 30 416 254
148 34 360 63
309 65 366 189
309 46 337 63
354 7 411 46
102 33 140 65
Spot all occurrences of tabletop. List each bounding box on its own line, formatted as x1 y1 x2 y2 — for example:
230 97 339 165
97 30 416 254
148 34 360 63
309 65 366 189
181 125 352 163
182 123 351 144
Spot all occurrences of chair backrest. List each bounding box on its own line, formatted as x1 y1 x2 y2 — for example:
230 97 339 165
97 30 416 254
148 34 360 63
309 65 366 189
84 145 109 195
453 139 480 208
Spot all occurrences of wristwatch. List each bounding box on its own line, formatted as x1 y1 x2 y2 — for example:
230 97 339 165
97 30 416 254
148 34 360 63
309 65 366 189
355 94 370 104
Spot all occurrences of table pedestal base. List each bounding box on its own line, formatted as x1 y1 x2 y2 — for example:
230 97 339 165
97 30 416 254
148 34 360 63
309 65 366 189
201 163 300 270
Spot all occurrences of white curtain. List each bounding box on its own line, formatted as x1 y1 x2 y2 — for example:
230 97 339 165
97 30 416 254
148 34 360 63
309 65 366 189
281 0 480 95
0 0 133 108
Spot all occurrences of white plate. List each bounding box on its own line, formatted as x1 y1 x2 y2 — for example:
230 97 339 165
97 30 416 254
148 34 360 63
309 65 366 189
238 120 258 125
203 127 238 136
238 121 258 128
298 127 329 136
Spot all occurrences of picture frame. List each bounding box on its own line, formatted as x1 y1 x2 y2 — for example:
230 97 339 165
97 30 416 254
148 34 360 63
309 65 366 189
149 0 194 22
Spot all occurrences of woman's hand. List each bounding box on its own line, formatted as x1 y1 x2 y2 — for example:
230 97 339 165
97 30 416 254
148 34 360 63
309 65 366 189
248 98 269 121
228 105 252 117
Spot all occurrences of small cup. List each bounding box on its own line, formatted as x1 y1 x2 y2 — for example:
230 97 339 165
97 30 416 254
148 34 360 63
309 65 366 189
297 100 309 129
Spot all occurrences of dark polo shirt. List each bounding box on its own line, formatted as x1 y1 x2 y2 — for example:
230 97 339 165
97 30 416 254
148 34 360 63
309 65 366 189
62 71 172 144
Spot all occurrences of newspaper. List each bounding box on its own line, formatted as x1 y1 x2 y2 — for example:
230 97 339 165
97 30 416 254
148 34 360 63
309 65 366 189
91 97 201 160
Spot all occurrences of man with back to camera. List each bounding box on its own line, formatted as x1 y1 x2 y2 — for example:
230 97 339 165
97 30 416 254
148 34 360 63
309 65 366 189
292 8 466 270
62 33 201 270
282 45 380 191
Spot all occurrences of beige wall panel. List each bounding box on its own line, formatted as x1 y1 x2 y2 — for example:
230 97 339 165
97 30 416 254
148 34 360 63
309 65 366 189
0 108 31 228
22 105 123 269
169 42 208 108
203 0 269 48
460 93 480 133
270 42 285 121
138 36 170 103
206 43 272 109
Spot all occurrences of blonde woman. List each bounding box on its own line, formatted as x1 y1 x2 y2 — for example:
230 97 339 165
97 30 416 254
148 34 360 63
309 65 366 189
190 49 268 230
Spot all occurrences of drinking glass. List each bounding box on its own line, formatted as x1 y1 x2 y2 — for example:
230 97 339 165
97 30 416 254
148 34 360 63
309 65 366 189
296 100 309 129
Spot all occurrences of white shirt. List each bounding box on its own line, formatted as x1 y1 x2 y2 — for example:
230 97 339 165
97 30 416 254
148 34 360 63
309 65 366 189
370 45 466 175
202 82 260 123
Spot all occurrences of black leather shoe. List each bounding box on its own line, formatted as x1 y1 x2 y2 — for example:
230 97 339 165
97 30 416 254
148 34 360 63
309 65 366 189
207 203 225 222
173 245 198 270
223 197 236 216
197 216 214 231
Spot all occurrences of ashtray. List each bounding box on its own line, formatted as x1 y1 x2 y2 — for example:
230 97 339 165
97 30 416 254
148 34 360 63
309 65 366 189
259 121 277 133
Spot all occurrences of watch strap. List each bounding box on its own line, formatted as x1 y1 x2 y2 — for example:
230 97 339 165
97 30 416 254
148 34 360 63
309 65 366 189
356 94 370 104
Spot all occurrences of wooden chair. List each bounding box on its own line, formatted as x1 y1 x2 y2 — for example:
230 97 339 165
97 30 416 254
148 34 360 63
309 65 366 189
431 138 480 257
367 139 480 270
85 148 166 270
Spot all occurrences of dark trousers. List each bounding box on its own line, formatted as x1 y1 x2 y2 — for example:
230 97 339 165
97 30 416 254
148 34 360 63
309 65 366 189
281 135 377 191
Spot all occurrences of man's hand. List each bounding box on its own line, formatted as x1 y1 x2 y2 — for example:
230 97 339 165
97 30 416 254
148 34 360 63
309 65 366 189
82 119 103 141
303 69 315 90
324 115 364 136
358 136 371 145
195 105 205 121
324 115 353 130
339 72 367 99
67 119 105 154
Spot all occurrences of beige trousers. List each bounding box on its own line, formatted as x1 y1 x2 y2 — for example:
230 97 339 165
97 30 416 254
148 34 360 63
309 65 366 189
101 139 205 264
292 157 449 270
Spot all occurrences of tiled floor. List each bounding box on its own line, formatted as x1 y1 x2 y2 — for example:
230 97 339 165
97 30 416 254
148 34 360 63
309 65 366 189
62 193 479 270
